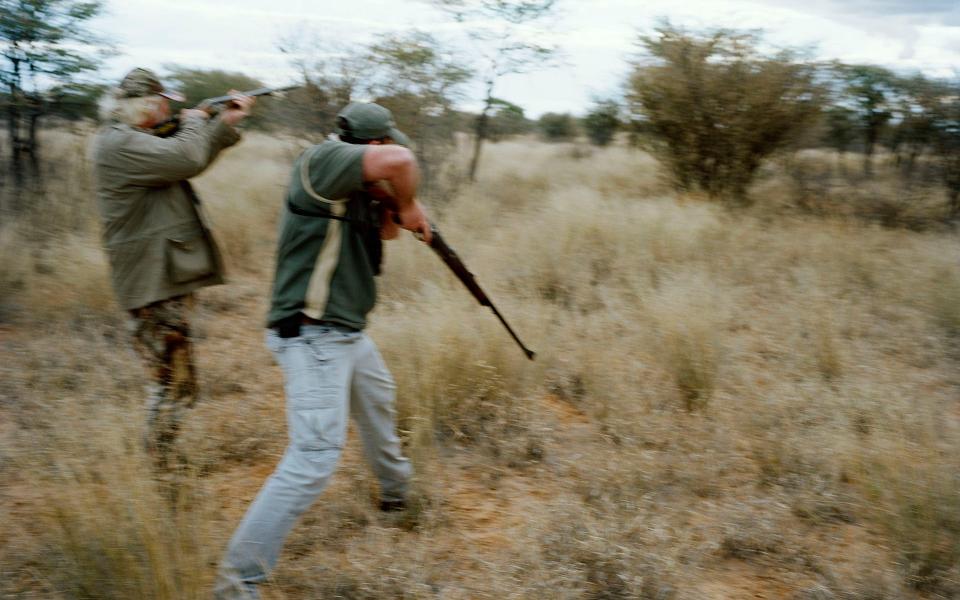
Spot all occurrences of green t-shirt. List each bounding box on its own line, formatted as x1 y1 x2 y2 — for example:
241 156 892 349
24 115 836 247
267 139 382 330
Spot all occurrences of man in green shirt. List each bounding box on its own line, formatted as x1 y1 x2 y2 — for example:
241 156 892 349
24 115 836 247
215 102 431 599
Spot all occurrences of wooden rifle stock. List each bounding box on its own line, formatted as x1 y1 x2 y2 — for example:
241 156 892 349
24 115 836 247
422 224 535 360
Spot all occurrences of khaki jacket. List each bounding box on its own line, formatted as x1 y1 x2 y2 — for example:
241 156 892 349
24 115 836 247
92 115 240 310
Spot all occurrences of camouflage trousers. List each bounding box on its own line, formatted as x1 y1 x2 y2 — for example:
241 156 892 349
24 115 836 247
128 294 199 471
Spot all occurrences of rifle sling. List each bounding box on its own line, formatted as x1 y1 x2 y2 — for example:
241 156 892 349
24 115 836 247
285 198 384 278
286 199 351 221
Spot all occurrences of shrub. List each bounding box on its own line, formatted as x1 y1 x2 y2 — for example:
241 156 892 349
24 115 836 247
626 24 823 203
582 99 620 147
539 112 578 142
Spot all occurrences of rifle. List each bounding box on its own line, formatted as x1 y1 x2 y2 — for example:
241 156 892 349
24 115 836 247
151 84 300 138
418 224 536 361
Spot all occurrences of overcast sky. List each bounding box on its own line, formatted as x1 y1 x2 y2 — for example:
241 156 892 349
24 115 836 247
90 0 960 117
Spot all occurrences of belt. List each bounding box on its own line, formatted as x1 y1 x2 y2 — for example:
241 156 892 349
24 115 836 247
301 314 332 326
273 313 351 338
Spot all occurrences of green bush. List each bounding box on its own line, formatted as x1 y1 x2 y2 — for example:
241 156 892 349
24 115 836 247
582 99 620 146
626 24 823 203
538 112 577 142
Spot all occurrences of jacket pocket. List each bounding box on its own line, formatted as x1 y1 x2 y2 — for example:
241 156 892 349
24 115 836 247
165 233 214 284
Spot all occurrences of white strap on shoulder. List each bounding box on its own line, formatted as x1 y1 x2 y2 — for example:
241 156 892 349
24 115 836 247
300 145 348 207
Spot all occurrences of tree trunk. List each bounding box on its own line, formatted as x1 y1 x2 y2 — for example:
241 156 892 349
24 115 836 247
6 59 25 212
8 122 24 213
863 137 875 177
901 147 919 185
947 174 960 223
467 79 495 182
27 108 41 179
467 111 487 182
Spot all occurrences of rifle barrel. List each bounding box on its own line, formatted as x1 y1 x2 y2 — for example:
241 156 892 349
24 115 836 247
427 227 535 361
202 85 299 106
489 303 537 360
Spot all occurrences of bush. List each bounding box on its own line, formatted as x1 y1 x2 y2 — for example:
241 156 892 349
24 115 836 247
582 99 620 146
538 112 577 142
486 98 534 140
626 24 823 203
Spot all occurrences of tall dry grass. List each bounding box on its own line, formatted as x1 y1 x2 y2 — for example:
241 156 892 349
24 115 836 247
2 129 959 598
757 148 956 229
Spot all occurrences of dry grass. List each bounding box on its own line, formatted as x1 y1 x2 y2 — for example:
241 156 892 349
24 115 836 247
2 130 959 598
757 148 955 230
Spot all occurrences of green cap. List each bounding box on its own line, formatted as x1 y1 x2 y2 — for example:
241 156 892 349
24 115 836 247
118 68 185 102
336 102 410 146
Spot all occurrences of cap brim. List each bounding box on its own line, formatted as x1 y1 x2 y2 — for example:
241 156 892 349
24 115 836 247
387 127 410 147
158 90 186 102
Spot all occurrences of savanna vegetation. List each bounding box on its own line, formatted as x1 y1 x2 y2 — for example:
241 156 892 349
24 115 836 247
2 3 960 599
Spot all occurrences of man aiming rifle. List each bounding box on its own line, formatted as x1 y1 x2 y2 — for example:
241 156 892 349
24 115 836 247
92 68 256 473
214 99 533 599
214 101 429 599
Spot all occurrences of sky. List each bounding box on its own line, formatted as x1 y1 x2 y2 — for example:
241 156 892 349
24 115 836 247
89 0 960 117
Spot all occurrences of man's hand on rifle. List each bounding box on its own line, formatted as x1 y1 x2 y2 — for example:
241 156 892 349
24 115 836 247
362 144 431 244
395 201 432 244
179 108 210 122
218 90 255 126
378 201 432 244
179 90 254 126
367 180 432 244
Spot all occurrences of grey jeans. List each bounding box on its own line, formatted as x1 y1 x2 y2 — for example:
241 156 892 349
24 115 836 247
213 325 412 599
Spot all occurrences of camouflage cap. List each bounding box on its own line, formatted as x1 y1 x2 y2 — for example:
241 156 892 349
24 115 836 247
336 102 410 146
118 68 185 102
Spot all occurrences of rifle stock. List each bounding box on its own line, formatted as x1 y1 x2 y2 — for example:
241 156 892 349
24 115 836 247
423 225 535 361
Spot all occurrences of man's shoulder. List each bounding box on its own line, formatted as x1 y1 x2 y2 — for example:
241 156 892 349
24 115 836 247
307 138 367 165
94 122 146 148
294 138 367 199
92 123 128 158
96 122 135 136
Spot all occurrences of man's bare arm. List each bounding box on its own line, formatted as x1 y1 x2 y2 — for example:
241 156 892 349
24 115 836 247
362 145 431 243
362 145 417 206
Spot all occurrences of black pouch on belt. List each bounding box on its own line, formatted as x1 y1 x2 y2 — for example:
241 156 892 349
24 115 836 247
274 314 302 338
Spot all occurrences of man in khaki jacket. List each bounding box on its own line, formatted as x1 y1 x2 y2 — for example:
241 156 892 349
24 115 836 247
91 68 254 471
